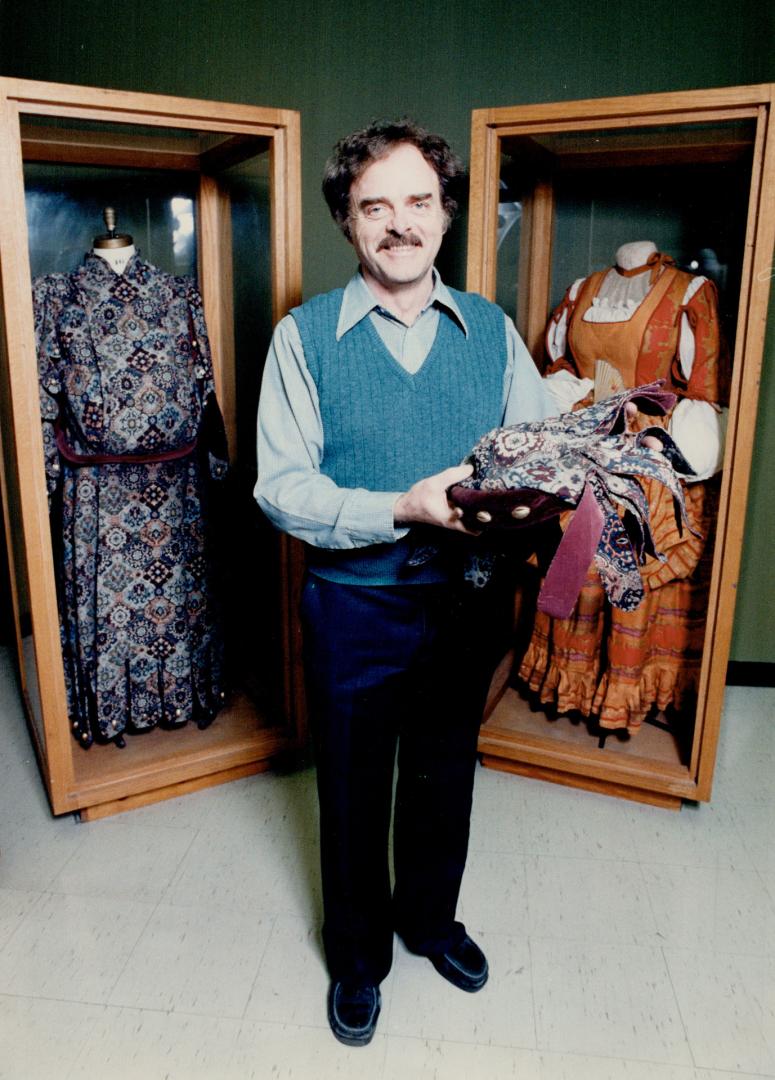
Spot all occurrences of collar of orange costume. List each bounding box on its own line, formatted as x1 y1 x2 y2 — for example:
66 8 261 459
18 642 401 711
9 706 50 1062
615 251 677 284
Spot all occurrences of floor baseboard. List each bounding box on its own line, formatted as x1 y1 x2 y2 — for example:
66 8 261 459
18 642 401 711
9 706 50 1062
726 661 775 687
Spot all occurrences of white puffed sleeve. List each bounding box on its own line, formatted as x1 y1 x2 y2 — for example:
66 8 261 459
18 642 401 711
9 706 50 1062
668 398 728 481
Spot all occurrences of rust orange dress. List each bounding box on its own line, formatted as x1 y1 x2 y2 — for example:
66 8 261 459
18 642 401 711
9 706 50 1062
518 255 729 733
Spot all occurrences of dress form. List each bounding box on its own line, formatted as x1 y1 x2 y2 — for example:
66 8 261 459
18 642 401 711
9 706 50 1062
93 243 135 274
615 239 657 269
92 206 134 274
584 240 660 322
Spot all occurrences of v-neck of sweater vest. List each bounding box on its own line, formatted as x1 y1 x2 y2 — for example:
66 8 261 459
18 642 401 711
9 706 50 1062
361 305 453 389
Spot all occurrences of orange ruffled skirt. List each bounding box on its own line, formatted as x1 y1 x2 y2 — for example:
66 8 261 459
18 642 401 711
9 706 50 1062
517 477 718 733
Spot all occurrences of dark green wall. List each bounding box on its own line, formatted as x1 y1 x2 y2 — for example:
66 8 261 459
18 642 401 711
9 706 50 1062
1 0 773 660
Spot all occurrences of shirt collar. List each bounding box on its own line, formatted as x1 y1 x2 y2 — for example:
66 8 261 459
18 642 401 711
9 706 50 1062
335 269 469 340
81 249 144 284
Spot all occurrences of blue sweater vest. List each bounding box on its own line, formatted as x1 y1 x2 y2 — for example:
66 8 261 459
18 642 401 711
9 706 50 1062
292 287 506 584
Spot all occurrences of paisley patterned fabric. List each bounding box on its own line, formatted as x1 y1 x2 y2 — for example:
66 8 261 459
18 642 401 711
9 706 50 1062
33 252 228 748
425 384 697 617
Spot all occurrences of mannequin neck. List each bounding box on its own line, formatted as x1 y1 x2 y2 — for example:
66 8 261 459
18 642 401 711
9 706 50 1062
615 240 657 271
93 243 136 274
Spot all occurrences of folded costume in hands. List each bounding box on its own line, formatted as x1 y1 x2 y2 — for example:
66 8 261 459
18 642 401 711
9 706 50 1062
409 382 698 617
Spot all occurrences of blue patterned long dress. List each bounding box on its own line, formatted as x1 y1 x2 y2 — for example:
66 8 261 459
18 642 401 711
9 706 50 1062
33 252 228 748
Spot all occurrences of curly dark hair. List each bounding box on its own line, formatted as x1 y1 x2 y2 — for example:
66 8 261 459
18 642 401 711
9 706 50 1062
322 118 465 239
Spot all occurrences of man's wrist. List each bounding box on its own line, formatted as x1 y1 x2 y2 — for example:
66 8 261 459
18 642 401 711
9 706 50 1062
393 490 411 526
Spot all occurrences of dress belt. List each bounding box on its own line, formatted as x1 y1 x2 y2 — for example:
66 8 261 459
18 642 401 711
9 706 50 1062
55 425 198 466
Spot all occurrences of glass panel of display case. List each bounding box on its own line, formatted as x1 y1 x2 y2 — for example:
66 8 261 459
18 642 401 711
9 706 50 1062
494 179 523 322
499 117 757 357
0 357 46 752
23 163 199 279
18 111 283 769
205 149 284 722
485 113 761 783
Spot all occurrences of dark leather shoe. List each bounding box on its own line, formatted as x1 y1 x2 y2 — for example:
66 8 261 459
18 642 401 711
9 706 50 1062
327 981 381 1046
429 934 488 992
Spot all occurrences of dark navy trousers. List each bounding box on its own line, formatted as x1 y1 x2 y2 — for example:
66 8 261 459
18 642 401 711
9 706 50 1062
300 572 510 986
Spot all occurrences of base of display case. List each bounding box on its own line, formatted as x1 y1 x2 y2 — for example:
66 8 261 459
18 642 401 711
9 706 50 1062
49 690 290 819
76 760 272 822
480 756 683 810
478 686 695 809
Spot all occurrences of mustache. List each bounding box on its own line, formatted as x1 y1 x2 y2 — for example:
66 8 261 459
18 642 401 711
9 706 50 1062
377 234 422 251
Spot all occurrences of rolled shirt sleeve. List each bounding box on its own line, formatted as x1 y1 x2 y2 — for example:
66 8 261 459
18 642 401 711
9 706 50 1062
255 315 408 548
502 314 557 425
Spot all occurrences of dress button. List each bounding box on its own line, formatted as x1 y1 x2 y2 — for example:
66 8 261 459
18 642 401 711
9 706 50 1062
511 506 531 520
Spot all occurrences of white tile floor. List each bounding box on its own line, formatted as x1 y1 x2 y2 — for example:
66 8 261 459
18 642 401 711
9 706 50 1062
0 648 773 1080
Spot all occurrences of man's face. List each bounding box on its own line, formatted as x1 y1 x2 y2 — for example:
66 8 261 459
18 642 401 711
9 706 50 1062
347 142 447 294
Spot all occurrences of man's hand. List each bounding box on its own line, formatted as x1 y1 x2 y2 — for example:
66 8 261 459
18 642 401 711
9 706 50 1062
394 464 479 533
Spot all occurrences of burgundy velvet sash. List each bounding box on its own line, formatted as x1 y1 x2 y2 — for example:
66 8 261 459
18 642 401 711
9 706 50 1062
55 424 198 466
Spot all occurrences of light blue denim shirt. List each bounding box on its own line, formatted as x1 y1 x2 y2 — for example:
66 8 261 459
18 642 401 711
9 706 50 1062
254 271 555 550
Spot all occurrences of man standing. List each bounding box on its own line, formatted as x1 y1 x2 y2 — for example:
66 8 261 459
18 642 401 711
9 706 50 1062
255 119 553 1046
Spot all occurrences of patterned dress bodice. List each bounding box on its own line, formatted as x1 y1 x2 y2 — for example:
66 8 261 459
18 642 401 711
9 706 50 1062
35 252 211 466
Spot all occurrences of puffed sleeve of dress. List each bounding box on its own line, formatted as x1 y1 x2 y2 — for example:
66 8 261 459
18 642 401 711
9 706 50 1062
32 273 65 505
183 277 229 481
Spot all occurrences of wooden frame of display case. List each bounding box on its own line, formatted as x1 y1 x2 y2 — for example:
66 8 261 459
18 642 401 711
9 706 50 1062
468 84 775 808
0 77 304 819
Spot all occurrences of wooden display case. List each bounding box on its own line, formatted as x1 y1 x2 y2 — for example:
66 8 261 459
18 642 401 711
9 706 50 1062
0 78 304 819
468 84 775 807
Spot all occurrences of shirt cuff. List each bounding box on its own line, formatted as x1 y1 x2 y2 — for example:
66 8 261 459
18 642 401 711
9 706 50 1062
335 489 410 545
